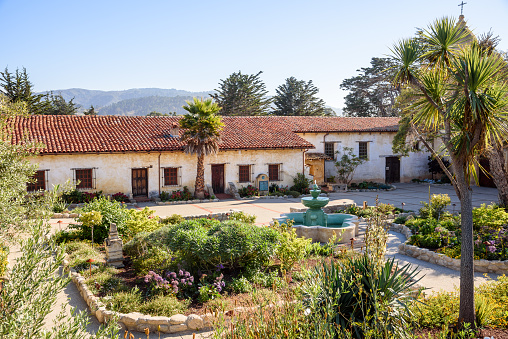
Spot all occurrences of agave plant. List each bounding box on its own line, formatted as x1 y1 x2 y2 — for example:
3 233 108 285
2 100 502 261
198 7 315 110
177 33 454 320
305 254 420 338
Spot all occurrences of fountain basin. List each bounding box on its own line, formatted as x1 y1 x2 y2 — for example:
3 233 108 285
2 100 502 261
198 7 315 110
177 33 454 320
301 196 329 209
273 213 359 244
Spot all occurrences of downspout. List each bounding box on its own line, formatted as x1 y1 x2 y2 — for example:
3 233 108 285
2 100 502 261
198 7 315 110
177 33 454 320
158 153 161 196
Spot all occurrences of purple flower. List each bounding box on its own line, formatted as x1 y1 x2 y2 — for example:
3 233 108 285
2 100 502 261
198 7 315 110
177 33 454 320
179 270 184 276
487 245 496 253
181 279 186 284
216 264 224 271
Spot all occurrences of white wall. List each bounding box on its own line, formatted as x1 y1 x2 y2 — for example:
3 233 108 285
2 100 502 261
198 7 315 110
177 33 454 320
31 148 305 196
298 132 430 183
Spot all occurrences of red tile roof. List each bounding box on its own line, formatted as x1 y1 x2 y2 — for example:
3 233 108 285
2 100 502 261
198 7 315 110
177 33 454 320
9 115 399 154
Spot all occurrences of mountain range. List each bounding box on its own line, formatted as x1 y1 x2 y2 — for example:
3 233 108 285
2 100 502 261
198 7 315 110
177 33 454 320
43 88 341 116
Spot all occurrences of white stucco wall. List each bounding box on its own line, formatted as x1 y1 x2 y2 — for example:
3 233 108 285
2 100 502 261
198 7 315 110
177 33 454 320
298 132 430 183
31 149 305 196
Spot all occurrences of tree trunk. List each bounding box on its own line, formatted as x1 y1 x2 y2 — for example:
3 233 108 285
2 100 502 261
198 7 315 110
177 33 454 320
195 154 205 199
487 145 508 208
457 174 476 326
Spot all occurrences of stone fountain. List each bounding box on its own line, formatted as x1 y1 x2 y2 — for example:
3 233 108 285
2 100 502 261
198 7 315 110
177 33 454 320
274 183 358 243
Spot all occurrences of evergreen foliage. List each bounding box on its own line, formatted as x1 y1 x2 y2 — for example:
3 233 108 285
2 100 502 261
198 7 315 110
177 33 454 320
340 57 400 117
272 77 327 116
210 71 272 116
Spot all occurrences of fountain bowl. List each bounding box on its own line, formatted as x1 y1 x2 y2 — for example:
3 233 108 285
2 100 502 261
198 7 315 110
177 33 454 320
273 212 359 244
301 196 329 209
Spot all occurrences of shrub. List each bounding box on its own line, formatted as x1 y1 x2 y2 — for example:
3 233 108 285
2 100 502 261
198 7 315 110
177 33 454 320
124 207 160 239
375 203 395 215
473 203 508 232
78 211 102 242
272 220 311 272
61 189 84 204
164 186 193 201
305 255 419 339
238 185 258 198
229 211 256 224
393 215 408 224
52 198 68 213
287 190 300 198
111 192 129 202
290 173 312 194
85 266 127 295
64 241 103 272
138 295 190 317
73 196 129 242
419 194 451 220
166 220 280 270
132 246 174 275
229 276 253 294
105 287 143 314
334 147 366 185
160 214 185 225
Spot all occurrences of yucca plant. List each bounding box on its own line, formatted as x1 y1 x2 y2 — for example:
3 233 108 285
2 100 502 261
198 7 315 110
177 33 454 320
305 254 420 338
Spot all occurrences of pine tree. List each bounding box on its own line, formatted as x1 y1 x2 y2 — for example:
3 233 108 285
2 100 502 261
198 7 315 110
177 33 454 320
210 71 272 116
272 77 327 116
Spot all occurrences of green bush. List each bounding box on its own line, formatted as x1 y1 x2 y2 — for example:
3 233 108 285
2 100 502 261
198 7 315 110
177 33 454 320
167 220 279 270
272 220 311 272
64 241 103 272
126 219 279 271
419 194 451 219
138 295 190 317
160 214 185 225
409 233 444 248
473 203 508 232
229 276 253 294
124 207 160 239
229 211 256 224
238 185 258 198
305 255 419 339
85 266 127 295
287 190 300 198
132 246 174 275
393 215 408 224
105 287 143 314
290 173 311 194
73 196 129 242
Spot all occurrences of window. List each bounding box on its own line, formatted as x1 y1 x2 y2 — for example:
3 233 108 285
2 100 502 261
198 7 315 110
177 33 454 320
163 167 179 186
238 165 251 183
27 170 46 191
359 142 368 160
269 164 281 181
324 142 335 158
74 168 94 189
412 141 420 151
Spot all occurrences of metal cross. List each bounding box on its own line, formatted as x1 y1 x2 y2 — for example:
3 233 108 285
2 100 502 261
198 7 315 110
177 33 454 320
458 1 467 15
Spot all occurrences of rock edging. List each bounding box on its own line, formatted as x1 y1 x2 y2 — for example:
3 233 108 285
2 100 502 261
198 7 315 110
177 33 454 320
63 259 213 334
390 223 508 274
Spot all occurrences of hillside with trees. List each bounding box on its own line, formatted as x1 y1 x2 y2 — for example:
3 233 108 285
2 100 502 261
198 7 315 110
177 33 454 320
97 96 201 116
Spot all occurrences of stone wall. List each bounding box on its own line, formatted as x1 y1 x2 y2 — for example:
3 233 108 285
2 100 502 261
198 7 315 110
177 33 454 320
391 223 508 274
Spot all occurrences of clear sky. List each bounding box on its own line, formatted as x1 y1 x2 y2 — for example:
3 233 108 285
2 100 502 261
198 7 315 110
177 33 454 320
1 0 507 110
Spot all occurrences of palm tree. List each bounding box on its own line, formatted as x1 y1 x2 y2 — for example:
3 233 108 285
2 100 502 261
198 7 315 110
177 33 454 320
390 17 508 326
180 98 224 199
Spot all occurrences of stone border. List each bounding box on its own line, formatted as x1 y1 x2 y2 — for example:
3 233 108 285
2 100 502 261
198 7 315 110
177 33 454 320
63 260 213 333
347 184 396 192
390 222 508 274
155 199 220 205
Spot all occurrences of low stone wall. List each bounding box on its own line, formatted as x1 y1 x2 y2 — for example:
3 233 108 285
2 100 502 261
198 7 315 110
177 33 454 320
180 209 240 222
391 223 508 274
64 261 212 333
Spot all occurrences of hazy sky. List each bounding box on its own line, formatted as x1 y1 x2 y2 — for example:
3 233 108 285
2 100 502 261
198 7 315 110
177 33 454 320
1 0 507 109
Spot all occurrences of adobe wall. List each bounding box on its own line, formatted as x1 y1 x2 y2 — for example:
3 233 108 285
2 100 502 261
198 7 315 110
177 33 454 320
31 148 305 196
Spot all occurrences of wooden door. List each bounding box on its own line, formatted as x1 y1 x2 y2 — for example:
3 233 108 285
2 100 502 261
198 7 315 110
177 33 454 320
385 157 400 183
479 157 496 187
211 164 225 194
132 168 148 197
